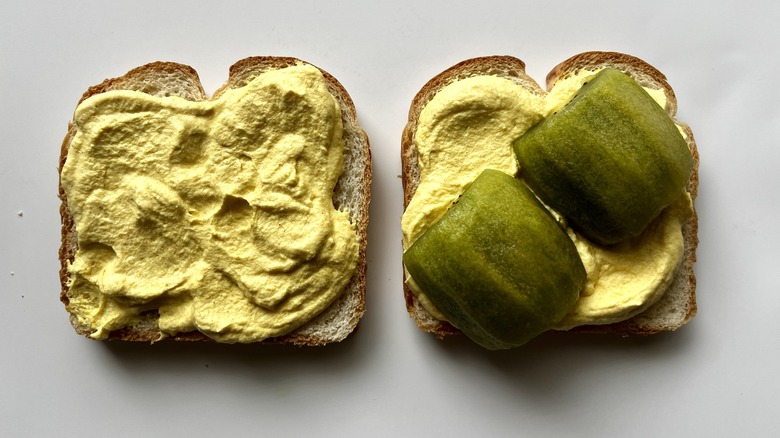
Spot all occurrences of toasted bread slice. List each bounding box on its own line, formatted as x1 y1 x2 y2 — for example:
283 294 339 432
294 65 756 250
401 52 698 338
59 57 371 345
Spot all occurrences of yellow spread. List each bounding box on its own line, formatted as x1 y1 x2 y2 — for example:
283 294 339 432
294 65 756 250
61 64 359 343
401 69 690 328
553 192 692 329
401 76 546 247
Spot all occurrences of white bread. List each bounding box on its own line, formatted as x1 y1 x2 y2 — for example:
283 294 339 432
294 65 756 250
58 57 371 345
401 52 699 339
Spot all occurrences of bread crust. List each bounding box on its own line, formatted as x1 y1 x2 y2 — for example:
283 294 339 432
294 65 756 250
401 52 699 339
59 58 371 345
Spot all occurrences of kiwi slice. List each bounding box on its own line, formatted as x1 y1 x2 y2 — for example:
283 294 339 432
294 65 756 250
403 169 585 350
514 68 693 245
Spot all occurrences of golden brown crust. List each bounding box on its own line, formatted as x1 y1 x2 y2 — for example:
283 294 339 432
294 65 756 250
401 52 699 339
58 125 77 308
59 57 370 345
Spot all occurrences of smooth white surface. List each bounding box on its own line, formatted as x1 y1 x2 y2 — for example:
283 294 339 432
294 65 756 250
2 1 778 436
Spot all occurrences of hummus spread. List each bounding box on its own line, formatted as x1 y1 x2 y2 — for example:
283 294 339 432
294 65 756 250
61 64 358 343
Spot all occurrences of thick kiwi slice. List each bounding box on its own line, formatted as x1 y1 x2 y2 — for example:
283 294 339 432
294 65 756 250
514 68 692 245
403 169 585 350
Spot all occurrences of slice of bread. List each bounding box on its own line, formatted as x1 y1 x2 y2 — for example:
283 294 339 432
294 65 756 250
58 57 371 345
401 52 699 339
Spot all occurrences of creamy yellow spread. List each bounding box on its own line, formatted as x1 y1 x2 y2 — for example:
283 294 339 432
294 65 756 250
553 192 692 329
401 69 691 328
61 64 358 343
401 76 546 247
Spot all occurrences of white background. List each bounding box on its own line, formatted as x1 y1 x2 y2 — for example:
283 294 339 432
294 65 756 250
2 1 778 436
